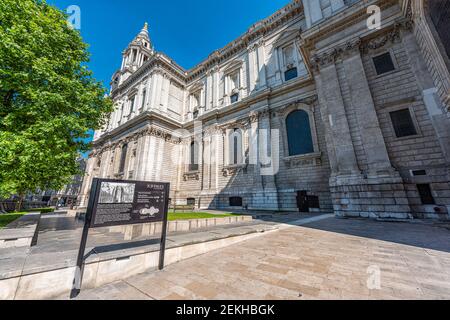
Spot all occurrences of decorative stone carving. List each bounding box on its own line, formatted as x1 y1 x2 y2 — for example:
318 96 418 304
283 153 322 168
183 171 200 181
222 164 247 177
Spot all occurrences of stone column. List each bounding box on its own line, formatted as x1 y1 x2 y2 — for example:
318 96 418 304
206 72 213 111
99 149 111 178
342 50 393 174
78 155 96 208
144 135 157 180
134 134 147 180
160 74 170 114
303 0 323 29
315 62 360 175
255 109 280 211
315 49 410 219
256 42 267 90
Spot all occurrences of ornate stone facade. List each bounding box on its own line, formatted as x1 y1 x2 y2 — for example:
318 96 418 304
79 0 450 219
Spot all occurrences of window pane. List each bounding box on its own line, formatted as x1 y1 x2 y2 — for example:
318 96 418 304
373 52 395 75
284 68 298 81
130 96 136 113
390 109 417 138
286 110 314 156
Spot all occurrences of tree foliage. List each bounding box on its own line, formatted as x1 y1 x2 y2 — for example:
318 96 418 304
0 0 113 199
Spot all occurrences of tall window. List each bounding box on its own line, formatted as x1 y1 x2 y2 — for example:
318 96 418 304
141 89 146 110
119 143 128 174
286 110 314 156
129 95 136 114
189 141 199 171
229 129 243 165
389 109 417 138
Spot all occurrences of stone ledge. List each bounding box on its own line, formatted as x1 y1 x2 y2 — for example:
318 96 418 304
0 212 41 249
109 215 254 240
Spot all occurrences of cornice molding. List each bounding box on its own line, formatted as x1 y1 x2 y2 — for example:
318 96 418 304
310 20 414 71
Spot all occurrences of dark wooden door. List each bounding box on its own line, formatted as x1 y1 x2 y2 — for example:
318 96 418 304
296 191 309 213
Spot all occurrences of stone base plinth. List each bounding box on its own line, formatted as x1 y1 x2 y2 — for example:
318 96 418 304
330 174 412 219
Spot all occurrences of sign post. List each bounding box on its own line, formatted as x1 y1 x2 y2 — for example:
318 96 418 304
70 178 170 299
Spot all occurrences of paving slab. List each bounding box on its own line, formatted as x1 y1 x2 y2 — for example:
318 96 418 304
67 216 450 300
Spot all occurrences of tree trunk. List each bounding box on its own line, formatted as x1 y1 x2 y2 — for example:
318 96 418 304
15 194 24 212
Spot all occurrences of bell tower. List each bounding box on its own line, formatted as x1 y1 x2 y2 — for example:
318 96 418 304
120 23 154 75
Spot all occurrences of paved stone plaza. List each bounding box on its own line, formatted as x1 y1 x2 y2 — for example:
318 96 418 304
68 216 450 300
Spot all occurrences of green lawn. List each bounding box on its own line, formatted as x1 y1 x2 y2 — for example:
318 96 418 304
0 212 27 229
167 212 238 221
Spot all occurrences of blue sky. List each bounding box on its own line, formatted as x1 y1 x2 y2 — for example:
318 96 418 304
50 0 290 88
48 0 290 149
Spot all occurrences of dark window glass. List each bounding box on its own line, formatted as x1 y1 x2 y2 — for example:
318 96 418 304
229 197 243 207
189 141 199 171
417 184 436 205
284 67 298 81
187 198 196 206
286 110 314 156
141 90 146 110
119 144 128 174
390 109 417 138
230 93 239 103
373 52 396 75
430 0 450 58
130 96 136 113
193 110 199 119
412 170 427 176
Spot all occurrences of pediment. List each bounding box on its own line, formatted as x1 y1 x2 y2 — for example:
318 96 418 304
189 81 204 93
273 27 302 48
222 59 244 74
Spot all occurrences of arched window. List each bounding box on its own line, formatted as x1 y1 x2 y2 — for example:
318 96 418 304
286 110 314 156
189 141 199 171
229 129 243 165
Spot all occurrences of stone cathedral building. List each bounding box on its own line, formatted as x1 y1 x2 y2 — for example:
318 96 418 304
79 0 450 219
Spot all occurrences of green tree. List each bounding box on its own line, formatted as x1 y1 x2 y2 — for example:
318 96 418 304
0 0 113 210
